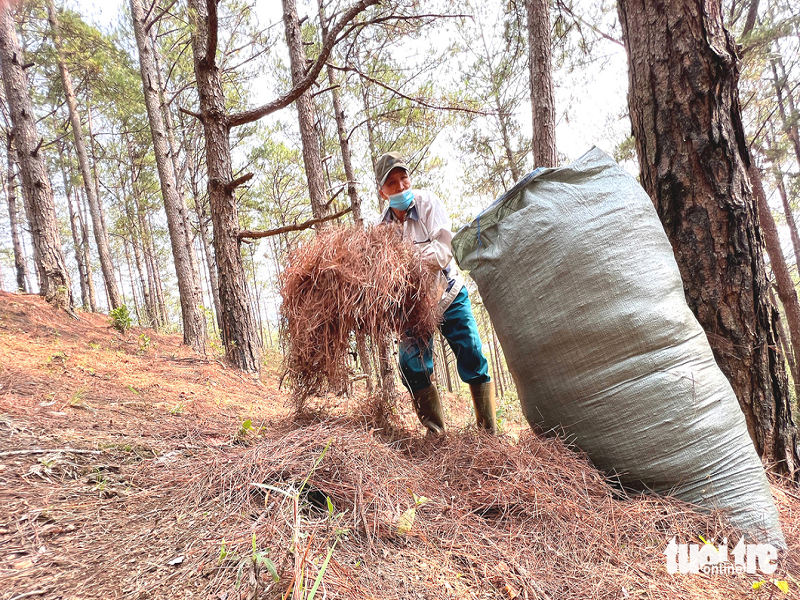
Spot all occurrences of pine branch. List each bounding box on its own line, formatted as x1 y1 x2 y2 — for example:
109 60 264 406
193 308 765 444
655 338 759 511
332 63 489 116
238 207 352 239
227 0 380 128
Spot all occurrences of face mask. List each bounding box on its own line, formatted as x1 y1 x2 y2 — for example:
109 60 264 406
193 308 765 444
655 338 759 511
388 189 414 211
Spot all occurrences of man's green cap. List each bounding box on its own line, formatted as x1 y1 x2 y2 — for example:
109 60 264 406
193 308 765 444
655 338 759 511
376 151 409 188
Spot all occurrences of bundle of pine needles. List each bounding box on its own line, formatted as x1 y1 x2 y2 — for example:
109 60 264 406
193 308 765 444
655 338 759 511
280 225 441 398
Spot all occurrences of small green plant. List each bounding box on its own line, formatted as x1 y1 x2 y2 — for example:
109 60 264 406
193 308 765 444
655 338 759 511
47 351 68 365
109 305 133 333
238 419 254 437
235 534 280 591
127 385 140 395
88 342 101 350
752 579 789 594
396 489 429 536
235 418 265 442
169 402 185 415
218 539 237 563
137 333 151 353
68 387 88 408
250 440 336 598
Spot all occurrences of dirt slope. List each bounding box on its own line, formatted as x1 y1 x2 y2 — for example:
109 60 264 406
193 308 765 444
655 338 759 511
0 292 798 600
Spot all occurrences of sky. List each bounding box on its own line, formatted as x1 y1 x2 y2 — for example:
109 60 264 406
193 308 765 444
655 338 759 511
68 0 632 170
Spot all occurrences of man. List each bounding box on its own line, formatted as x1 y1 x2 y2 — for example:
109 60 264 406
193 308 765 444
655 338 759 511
376 151 497 434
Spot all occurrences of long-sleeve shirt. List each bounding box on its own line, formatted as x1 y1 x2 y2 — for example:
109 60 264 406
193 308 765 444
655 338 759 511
380 189 464 312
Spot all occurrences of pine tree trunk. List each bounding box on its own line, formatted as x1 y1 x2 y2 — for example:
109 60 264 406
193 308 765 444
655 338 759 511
618 0 798 474
361 85 383 212
773 167 800 270
750 162 800 402
316 0 361 224
182 116 223 335
496 92 522 183
4 140 28 292
0 7 72 309
377 335 396 401
58 141 89 309
283 0 330 223
122 174 153 325
356 334 374 395
130 0 207 353
188 0 261 373
526 0 557 168
46 0 118 311
123 238 142 325
772 287 798 390
74 185 97 311
135 195 161 328
771 57 800 169
327 65 361 224
146 211 169 327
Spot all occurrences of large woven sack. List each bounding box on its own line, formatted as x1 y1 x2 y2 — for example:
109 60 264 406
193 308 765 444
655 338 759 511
452 147 784 546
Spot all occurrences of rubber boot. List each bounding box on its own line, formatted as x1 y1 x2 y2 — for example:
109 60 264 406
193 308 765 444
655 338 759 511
411 384 445 434
470 381 498 434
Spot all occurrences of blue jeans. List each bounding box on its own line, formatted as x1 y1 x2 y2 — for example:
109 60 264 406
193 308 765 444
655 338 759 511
398 286 491 393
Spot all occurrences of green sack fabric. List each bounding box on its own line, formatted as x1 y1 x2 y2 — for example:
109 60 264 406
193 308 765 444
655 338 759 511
452 147 784 547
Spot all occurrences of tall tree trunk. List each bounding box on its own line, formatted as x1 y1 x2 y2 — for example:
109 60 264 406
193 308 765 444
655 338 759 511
84 99 105 233
772 287 798 390
122 173 153 326
750 162 800 402
57 140 89 309
74 184 97 311
773 166 800 270
526 0 557 167
145 210 168 326
0 7 72 310
135 193 160 328
377 335 396 401
771 56 800 169
123 238 142 325
4 140 28 292
187 0 261 373
318 1 361 225
283 0 330 223
361 84 383 211
130 0 207 353
182 113 223 335
618 0 798 474
496 95 522 182
46 0 119 310
150 25 186 193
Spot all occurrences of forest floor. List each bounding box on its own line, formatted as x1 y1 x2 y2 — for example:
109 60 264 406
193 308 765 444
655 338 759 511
1 291 799 600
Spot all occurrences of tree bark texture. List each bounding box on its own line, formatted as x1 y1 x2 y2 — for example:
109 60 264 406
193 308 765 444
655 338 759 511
188 0 261 373
47 0 119 310
618 0 798 474
750 163 800 402
0 7 72 309
130 0 207 353
283 0 331 223
5 141 28 292
526 0 557 168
